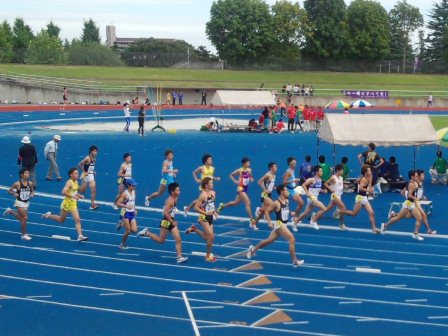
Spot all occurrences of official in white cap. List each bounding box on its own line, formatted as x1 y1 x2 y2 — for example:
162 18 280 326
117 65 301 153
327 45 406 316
18 135 38 188
44 135 62 181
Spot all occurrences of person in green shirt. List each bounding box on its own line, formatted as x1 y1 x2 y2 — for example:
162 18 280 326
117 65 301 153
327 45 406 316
430 150 447 184
318 155 331 182
341 157 349 181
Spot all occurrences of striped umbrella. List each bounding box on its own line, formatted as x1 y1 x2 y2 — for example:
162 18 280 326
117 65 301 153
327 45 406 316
325 100 350 109
437 127 448 147
350 100 373 108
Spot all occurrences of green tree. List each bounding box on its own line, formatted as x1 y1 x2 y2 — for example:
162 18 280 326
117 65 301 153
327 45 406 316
389 0 423 73
303 0 350 60
271 0 308 60
81 19 100 44
46 21 61 39
12 18 34 63
347 0 390 60
0 21 13 63
206 0 274 65
425 0 448 64
68 40 122 65
25 29 66 64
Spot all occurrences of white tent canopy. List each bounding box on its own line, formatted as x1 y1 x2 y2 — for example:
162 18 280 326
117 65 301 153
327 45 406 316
318 114 438 147
211 90 275 106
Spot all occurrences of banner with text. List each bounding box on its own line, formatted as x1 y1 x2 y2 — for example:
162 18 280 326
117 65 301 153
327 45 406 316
342 90 389 99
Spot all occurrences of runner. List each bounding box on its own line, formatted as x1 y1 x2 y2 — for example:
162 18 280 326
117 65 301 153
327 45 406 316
145 149 178 206
42 167 88 241
381 171 424 241
323 164 347 230
217 157 257 229
185 177 218 262
294 165 328 230
342 165 380 234
115 178 138 249
246 184 304 267
254 162 277 225
138 182 188 263
113 153 132 210
4 168 35 240
415 170 437 235
78 145 99 210
183 153 221 216
283 157 304 231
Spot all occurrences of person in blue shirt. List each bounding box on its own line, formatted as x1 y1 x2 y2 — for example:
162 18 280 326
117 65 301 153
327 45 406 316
299 155 313 185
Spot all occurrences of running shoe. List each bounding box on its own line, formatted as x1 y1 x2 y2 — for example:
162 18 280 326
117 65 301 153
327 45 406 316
119 243 129 250
217 203 224 213
339 223 348 231
246 245 255 259
89 204 99 210
42 211 51 218
77 235 89 242
204 255 217 262
185 225 197 235
249 218 258 231
137 227 149 238
255 207 261 218
176 256 188 263
293 259 305 267
333 208 340 219
112 203 118 210
144 196 150 207
380 223 386 234
412 233 424 241
3 207 12 216
183 206 189 217
367 196 374 201
116 220 122 232
21 234 32 241
372 228 381 234
310 221 320 230
428 230 437 235
291 221 299 232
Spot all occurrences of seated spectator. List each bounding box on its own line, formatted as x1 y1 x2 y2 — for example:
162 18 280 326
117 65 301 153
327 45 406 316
383 156 406 190
273 119 285 133
429 150 448 184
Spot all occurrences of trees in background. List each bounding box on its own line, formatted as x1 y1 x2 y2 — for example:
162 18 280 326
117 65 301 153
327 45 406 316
26 29 66 64
425 0 448 68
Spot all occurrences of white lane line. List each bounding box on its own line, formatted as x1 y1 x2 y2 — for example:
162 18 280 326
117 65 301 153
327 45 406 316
182 291 201 336
73 250 96 254
357 318 380 322
171 290 216 294
197 324 235 329
385 285 408 288
25 295 52 299
339 301 362 305
116 253 140 256
395 267 420 270
271 303 295 307
427 316 448 320
191 306 224 310
283 321 309 325
305 263 323 267
99 292 125 296
405 299 428 303
324 286 346 290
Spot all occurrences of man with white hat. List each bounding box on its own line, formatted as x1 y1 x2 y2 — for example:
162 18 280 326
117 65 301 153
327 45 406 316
44 135 62 181
18 136 38 188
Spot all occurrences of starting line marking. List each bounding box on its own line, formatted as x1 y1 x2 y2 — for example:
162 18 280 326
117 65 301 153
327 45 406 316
356 267 381 274
51 235 70 241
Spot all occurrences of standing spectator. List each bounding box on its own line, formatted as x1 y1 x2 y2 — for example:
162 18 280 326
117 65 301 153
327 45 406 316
310 86 314 96
319 155 331 182
295 106 303 131
138 105 146 136
286 83 292 96
270 106 277 129
341 157 350 180
123 101 131 133
178 91 184 105
279 100 286 118
429 150 447 184
62 87 68 104
18 136 38 188
287 104 296 132
44 135 62 181
201 90 207 106
293 84 299 96
172 90 177 105
165 92 171 105
299 155 313 184
358 142 384 188
427 94 433 108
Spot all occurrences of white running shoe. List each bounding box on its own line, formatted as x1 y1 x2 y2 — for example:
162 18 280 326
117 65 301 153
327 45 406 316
3 207 12 216
412 233 424 241
21 234 32 241
137 227 149 238
291 221 298 232
246 245 255 259
119 243 129 250
42 211 51 218
310 221 320 230
333 208 340 219
77 235 88 242
116 220 122 232
176 256 188 263
112 203 118 210
293 259 305 267
339 223 348 231
380 223 386 234
255 207 261 218
144 196 150 207
183 206 189 217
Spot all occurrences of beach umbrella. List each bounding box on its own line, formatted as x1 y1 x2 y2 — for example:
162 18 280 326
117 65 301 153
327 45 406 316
325 100 350 109
350 99 373 108
436 127 448 147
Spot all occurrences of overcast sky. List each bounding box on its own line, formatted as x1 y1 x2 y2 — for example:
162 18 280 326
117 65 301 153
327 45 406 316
0 0 433 51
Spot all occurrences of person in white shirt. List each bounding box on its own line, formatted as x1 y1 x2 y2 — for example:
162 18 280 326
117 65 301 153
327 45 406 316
427 94 433 108
123 102 131 132
44 135 62 181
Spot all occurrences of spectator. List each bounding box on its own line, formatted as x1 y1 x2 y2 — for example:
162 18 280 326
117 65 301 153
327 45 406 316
427 94 433 108
287 104 296 132
123 101 131 133
318 155 332 182
383 156 406 190
178 91 184 105
165 92 171 105
429 150 447 184
270 106 277 129
44 135 62 181
294 84 299 96
286 83 292 96
201 90 207 106
310 86 314 96
138 105 146 136
274 119 285 133
358 142 384 187
279 100 286 118
18 136 38 188
172 90 177 105
295 107 303 131
299 155 313 184
341 157 350 181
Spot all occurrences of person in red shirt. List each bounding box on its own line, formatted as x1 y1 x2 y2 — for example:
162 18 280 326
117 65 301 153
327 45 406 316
302 106 310 131
287 104 296 132
274 119 285 133
309 107 316 131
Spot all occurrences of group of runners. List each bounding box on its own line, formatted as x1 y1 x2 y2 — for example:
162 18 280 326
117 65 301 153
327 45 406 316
3 144 438 267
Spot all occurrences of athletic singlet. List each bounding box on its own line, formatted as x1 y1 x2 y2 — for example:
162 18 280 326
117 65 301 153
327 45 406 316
406 181 418 202
308 177 322 197
332 175 344 197
200 165 214 180
286 168 296 189
162 160 174 179
200 191 215 212
123 189 135 212
264 174 276 193
416 182 424 199
83 155 95 174
239 169 251 188
357 178 368 196
275 199 290 223
64 180 79 202
16 180 32 202
163 198 177 220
